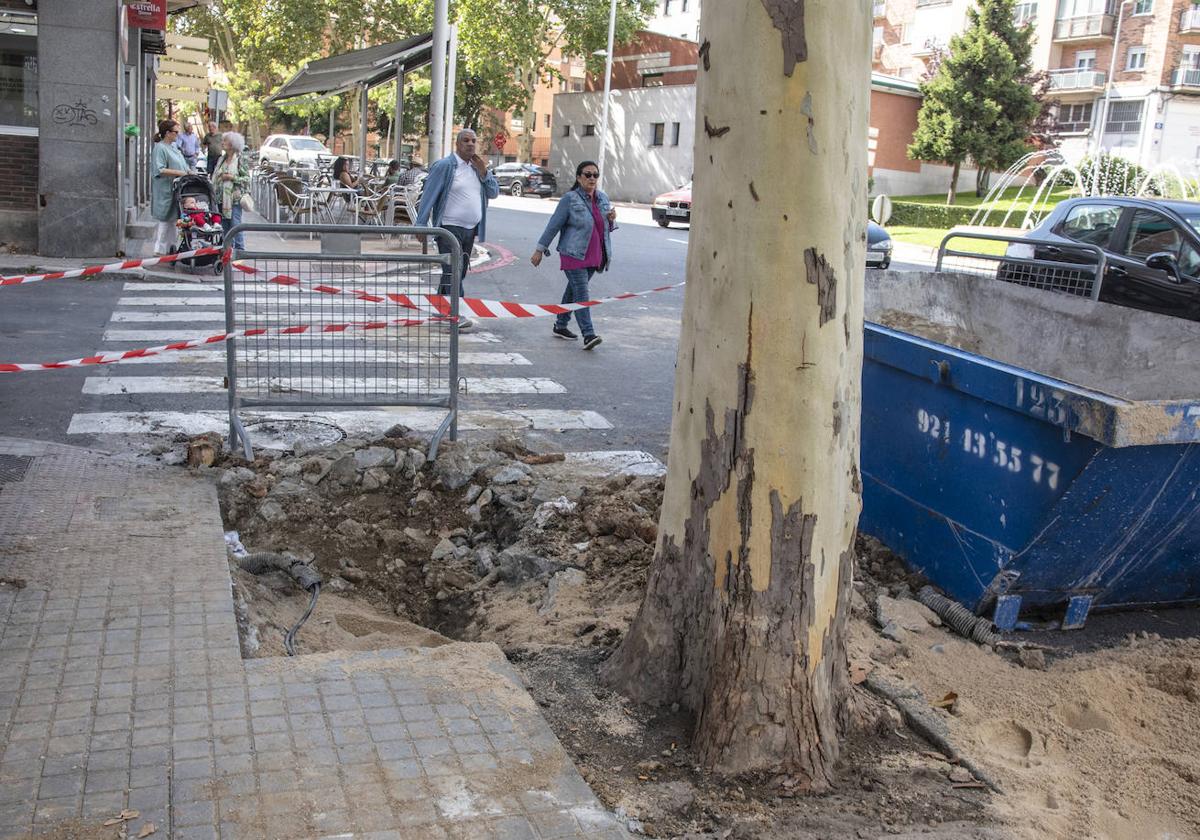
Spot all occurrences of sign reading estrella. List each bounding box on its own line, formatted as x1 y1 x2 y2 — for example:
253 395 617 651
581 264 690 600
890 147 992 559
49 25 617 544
125 0 167 31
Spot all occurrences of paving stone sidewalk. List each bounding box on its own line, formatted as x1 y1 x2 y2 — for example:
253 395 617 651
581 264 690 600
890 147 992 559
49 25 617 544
0 438 628 839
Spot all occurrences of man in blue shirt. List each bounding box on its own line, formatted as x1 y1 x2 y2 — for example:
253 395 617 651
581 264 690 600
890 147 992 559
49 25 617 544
416 129 499 331
174 121 201 171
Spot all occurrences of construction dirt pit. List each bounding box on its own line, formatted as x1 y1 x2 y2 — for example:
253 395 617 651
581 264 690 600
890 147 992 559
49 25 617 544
200 430 1200 840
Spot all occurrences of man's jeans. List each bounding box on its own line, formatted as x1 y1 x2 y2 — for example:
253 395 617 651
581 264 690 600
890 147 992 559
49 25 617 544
436 224 477 297
556 268 596 337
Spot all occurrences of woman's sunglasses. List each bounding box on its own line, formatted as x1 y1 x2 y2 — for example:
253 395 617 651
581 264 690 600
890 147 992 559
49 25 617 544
581 171 599 178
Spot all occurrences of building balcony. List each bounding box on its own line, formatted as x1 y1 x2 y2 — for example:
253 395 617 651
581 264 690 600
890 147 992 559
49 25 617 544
1053 14 1115 42
1182 7 1200 32
1171 67 1200 89
1047 68 1107 91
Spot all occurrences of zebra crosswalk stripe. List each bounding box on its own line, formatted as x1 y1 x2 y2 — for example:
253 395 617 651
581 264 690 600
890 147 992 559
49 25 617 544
81 376 566 395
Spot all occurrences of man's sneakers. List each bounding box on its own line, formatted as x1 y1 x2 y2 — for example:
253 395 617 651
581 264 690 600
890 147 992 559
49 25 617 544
582 334 602 351
552 325 578 340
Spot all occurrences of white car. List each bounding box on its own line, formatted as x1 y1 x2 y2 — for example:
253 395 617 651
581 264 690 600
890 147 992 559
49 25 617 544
258 134 331 170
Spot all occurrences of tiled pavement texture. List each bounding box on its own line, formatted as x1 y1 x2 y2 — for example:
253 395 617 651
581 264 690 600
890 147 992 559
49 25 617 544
0 438 628 839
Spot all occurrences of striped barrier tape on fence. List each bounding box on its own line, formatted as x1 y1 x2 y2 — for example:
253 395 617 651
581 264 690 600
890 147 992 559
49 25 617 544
231 261 686 318
0 316 437 373
0 247 224 287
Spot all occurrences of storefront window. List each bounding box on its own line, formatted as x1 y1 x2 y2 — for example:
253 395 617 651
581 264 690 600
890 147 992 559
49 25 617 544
0 12 38 130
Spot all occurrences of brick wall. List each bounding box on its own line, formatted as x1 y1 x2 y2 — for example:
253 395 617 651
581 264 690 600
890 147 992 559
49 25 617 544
0 135 38 210
586 31 699 91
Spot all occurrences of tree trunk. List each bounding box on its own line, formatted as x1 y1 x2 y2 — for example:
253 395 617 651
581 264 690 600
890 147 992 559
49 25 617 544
947 159 961 205
602 0 868 785
975 167 990 198
518 63 537 163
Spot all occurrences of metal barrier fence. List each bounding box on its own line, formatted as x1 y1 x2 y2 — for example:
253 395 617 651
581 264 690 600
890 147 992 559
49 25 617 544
222 223 462 460
936 232 1107 301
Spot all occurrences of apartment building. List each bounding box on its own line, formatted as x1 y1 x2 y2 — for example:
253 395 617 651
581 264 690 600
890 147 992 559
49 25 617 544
873 0 1200 169
643 0 701 42
487 48 587 167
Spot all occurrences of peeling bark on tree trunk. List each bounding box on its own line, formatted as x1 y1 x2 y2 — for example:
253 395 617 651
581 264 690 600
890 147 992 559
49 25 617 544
602 0 868 785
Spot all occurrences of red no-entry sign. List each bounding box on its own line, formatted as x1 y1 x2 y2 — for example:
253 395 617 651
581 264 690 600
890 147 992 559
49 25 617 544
493 133 506 151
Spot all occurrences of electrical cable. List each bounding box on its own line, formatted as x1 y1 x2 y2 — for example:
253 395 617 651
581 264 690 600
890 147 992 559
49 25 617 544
284 583 320 657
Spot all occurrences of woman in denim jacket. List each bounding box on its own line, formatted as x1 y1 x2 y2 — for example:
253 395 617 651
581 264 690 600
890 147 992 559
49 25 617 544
530 160 616 350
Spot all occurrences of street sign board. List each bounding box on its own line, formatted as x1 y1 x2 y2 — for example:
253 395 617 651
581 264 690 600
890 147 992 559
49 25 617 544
871 194 893 226
493 133 506 151
207 89 228 111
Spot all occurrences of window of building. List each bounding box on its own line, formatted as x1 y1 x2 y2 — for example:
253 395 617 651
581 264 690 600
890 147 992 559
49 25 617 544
1183 45 1200 70
671 122 681 146
1132 0 1152 14
681 0 688 10
572 79 585 92
504 155 517 163
541 158 548 167
531 112 536 128
583 124 595 136
0 12 38 132
1075 49 1097 70
1126 46 1146 70
544 113 550 128
643 73 664 87
561 124 571 137
1106 99 1143 133
650 122 665 146
1014 2 1037 24
1057 101 1093 132
559 79 567 91
663 0 672 14
873 25 884 46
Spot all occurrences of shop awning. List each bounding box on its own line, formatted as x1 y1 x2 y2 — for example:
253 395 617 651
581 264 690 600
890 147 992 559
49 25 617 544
265 33 434 105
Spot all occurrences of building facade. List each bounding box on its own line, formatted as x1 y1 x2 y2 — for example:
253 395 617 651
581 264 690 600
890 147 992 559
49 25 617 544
0 0 177 257
643 0 701 42
873 0 1200 170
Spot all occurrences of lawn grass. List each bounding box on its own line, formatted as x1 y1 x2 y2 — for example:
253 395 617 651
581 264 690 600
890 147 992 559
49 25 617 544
888 226 1012 256
894 185 1077 212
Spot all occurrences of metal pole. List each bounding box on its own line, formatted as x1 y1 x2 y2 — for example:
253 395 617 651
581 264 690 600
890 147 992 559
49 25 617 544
443 24 458 159
596 0 618 192
394 65 405 163
1094 0 1129 196
329 103 335 150
359 84 369 172
429 0 449 164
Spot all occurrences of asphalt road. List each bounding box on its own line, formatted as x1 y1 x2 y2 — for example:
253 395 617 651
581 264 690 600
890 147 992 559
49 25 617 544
0 198 931 458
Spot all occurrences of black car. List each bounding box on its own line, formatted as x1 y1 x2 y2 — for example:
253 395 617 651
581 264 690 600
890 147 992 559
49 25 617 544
997 197 1200 320
867 221 893 269
493 163 557 197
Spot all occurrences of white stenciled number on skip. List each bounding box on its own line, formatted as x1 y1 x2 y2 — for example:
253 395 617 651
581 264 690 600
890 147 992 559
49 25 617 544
916 409 1060 490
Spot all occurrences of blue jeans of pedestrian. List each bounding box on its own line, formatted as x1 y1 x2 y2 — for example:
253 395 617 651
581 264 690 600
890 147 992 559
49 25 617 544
556 268 595 336
221 204 244 250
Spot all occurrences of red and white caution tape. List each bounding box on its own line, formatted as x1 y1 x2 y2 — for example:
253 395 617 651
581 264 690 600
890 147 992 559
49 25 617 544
232 261 685 318
0 315 444 373
0 247 223 288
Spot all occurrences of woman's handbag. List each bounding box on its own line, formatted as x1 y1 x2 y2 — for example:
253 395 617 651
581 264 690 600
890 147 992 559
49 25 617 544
239 193 255 213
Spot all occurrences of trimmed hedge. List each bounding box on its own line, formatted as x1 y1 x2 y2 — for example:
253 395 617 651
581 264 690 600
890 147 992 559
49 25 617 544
887 201 979 229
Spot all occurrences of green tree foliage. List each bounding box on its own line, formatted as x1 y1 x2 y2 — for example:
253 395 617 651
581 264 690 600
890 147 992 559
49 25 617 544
907 0 1041 204
455 0 654 160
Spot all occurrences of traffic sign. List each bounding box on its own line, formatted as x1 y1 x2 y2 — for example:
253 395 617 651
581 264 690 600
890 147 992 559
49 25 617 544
871 194 893 226
493 133 506 151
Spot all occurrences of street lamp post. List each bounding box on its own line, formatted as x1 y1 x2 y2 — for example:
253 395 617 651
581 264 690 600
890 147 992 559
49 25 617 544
1093 0 1133 195
596 0 618 192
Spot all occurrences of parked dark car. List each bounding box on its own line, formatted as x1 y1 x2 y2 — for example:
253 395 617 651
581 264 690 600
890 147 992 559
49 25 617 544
493 163 557 197
867 222 893 269
997 197 1200 320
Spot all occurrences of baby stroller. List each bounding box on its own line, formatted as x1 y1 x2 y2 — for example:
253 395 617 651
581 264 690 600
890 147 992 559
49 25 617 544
172 175 224 274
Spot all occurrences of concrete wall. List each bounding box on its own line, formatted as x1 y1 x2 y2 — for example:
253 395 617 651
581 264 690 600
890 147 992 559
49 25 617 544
38 0 122 257
551 86 695 203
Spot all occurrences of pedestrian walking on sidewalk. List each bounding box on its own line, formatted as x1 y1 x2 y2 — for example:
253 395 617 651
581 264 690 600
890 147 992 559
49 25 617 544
175 121 201 171
530 160 616 350
150 119 189 256
415 129 500 333
213 132 250 251
202 121 222 175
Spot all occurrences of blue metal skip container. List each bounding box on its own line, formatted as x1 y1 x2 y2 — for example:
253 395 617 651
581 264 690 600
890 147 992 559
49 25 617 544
860 271 1200 624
